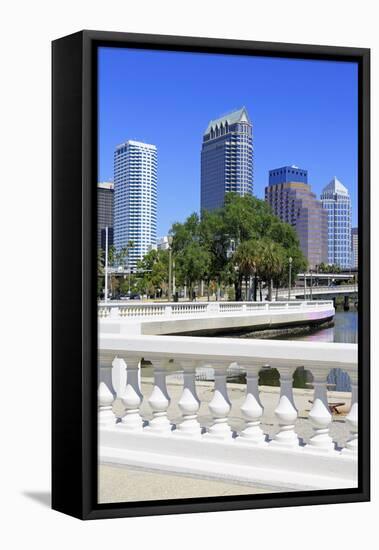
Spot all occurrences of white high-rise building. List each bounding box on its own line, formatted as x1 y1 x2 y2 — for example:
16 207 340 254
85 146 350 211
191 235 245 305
351 227 358 269
114 140 157 269
321 177 352 269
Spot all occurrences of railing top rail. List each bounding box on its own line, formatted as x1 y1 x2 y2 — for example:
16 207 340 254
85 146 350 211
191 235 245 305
99 333 356 371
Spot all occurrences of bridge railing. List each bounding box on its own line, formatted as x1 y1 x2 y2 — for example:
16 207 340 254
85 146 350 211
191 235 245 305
98 334 357 491
278 284 358 296
98 300 334 319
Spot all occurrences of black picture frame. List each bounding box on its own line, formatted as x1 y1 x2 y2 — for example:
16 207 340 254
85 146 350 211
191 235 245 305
52 30 370 520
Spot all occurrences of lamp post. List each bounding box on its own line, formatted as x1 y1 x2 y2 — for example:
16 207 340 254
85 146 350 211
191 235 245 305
168 236 173 302
310 268 313 300
288 257 293 301
304 272 307 300
104 226 109 303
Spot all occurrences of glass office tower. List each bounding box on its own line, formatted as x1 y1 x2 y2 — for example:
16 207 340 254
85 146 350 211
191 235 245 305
114 140 157 270
97 181 114 251
265 166 328 269
321 177 352 269
201 107 253 211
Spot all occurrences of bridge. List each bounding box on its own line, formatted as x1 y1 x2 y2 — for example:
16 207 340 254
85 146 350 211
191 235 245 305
277 284 358 301
98 300 335 336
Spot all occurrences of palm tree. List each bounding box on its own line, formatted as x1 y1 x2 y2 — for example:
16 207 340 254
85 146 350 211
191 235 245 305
234 240 264 301
260 240 284 301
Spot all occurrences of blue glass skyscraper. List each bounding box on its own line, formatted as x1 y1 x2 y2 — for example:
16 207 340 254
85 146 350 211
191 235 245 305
200 107 253 211
321 177 352 269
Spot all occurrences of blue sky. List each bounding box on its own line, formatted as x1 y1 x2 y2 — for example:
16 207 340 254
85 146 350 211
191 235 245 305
98 47 358 235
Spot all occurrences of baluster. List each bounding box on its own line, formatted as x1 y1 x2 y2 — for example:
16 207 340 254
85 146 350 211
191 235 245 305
98 382 115 426
174 361 201 437
303 365 334 451
206 364 232 439
342 371 358 454
120 357 144 431
277 366 297 410
306 398 334 452
349 371 358 408
239 365 266 444
270 395 299 447
342 402 358 454
111 357 127 398
146 359 171 433
111 356 127 420
309 366 329 408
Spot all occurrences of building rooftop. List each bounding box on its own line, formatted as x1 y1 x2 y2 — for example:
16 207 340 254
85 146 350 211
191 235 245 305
321 177 349 197
98 181 114 190
268 165 308 186
204 107 250 134
115 140 157 150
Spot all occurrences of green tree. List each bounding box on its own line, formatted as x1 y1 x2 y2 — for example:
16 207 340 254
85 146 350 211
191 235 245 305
168 193 307 301
259 240 286 301
175 241 211 300
136 249 169 298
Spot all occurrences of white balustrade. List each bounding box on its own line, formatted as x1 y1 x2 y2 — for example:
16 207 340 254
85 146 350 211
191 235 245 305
98 334 358 491
98 299 335 319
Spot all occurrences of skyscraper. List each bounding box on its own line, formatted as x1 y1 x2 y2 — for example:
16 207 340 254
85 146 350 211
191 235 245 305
351 227 358 269
97 181 114 251
200 107 253 211
114 140 157 269
265 166 328 269
321 177 352 269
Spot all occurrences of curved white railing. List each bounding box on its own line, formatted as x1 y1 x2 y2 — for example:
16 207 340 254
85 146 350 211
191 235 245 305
98 300 334 319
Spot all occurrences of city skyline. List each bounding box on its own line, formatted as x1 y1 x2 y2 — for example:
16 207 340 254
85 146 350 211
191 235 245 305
99 47 358 235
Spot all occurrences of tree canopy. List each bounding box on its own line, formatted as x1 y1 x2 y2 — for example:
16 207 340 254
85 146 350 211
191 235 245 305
169 193 307 300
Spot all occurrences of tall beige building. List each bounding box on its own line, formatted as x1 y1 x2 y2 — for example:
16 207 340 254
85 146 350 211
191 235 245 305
265 166 328 269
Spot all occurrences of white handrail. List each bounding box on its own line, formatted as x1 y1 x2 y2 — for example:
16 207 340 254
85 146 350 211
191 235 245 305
99 333 356 371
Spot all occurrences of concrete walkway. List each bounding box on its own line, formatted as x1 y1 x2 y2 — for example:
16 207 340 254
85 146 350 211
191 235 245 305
98 465 279 504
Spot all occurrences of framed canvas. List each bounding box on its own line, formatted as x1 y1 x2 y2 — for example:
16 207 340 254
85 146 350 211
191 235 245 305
52 30 370 520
